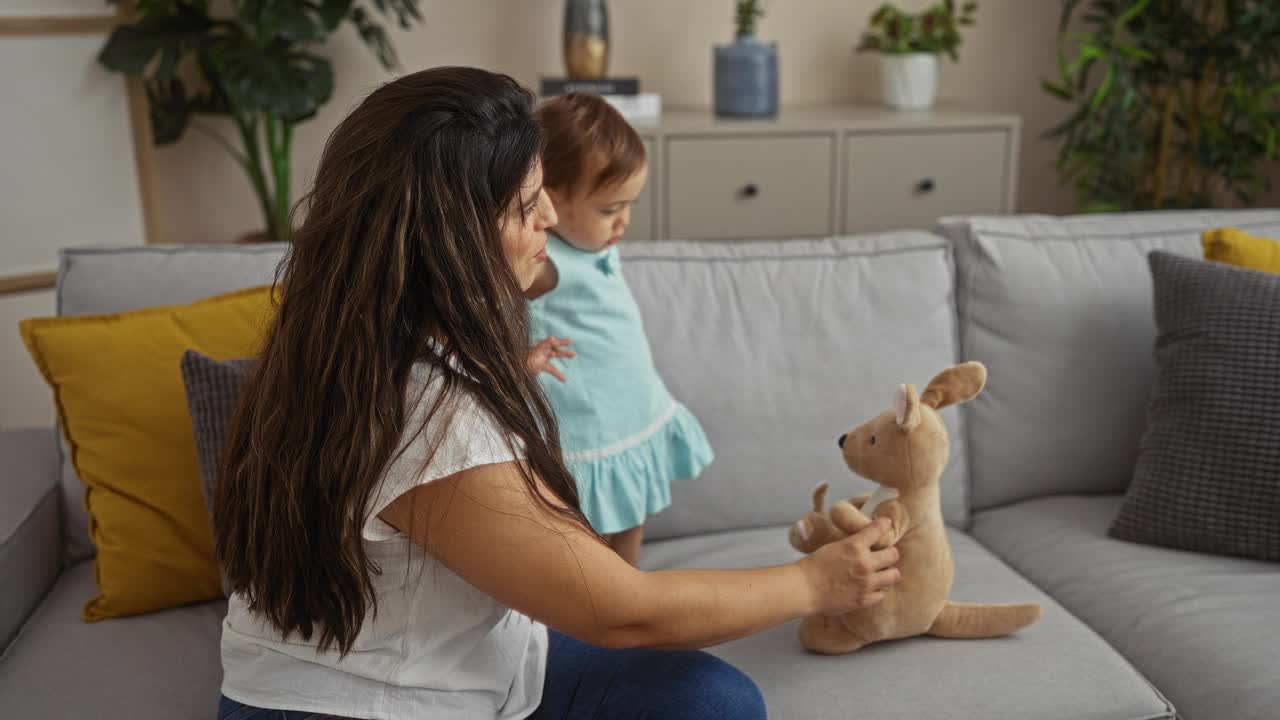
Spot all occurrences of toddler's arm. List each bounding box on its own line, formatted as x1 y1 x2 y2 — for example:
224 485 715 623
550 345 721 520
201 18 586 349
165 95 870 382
525 258 559 300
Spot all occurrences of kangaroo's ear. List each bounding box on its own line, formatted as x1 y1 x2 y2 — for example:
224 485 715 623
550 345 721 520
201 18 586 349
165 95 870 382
895 384 922 432
921 362 988 410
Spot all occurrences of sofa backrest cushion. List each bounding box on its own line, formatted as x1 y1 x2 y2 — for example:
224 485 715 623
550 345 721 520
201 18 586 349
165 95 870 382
623 234 967 539
53 237 967 550
938 210 1280 513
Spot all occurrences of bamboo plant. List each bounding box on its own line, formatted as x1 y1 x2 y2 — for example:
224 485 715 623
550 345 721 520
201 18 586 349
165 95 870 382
1043 0 1280 211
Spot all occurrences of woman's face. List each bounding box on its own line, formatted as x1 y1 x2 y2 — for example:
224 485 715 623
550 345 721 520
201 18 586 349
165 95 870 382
502 161 558 291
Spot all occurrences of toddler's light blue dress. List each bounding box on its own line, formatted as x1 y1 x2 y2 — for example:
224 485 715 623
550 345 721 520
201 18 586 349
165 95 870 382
530 233 713 534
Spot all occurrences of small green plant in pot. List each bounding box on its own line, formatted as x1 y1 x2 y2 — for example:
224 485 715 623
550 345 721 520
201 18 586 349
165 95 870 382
98 1 425 243
1043 0 1280 212
857 1 978 110
714 0 778 117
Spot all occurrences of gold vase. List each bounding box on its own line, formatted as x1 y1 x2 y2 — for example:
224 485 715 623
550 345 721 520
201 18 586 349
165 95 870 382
563 0 609 80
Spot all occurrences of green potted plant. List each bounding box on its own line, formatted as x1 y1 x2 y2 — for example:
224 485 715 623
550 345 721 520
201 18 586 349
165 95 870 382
857 1 977 111
1043 0 1280 211
98 1 425 243
714 0 778 117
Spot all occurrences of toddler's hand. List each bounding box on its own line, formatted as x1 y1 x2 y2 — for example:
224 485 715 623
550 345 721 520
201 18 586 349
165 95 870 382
528 336 575 382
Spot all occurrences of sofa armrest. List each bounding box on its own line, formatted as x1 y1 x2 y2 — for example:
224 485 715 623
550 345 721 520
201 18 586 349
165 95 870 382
0 428 62 653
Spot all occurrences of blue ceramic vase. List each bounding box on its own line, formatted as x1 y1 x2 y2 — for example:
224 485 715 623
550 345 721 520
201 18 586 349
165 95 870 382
713 33 779 117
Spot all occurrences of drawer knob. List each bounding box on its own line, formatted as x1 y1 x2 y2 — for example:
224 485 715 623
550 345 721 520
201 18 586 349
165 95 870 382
915 178 936 194
739 183 760 198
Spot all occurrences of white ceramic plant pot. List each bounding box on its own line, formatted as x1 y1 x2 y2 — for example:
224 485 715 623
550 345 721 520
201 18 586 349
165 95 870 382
881 52 938 110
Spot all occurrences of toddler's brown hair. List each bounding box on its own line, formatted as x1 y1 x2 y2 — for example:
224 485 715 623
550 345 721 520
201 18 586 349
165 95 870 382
536 93 646 199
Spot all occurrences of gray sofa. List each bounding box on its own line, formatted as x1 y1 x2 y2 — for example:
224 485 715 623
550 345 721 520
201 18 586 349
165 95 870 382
3 210 1278 719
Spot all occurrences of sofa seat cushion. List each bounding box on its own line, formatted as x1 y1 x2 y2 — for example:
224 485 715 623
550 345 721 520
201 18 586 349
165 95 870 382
0 429 61 653
972 495 1280 720
640 525 1173 720
0 561 225 719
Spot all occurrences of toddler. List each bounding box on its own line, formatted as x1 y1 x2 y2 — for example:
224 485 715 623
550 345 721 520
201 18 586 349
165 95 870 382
526 93 713 565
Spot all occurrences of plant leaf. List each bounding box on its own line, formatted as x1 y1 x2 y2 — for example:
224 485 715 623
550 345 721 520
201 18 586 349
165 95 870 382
1042 80 1074 101
349 6 397 69
317 0 354 30
99 26 161 74
370 0 423 29
217 41 334 122
1115 44 1153 61
238 0 325 43
98 8 216 75
1115 0 1154 29
1090 66 1115 112
146 76 190 144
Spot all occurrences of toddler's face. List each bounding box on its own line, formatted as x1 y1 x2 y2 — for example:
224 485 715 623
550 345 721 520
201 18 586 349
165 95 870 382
547 163 648 253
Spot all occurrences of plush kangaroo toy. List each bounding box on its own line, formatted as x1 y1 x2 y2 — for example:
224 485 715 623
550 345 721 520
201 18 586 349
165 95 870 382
788 362 1042 654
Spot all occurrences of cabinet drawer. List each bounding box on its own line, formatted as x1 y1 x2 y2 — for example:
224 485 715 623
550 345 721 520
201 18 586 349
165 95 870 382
621 138 655 241
666 135 834 240
844 130 1009 234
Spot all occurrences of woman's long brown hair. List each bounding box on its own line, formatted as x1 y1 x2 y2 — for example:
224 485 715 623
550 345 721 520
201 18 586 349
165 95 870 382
214 67 590 656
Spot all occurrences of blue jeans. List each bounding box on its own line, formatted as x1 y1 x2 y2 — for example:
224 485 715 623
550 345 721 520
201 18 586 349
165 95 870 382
217 697 348 720
218 630 766 720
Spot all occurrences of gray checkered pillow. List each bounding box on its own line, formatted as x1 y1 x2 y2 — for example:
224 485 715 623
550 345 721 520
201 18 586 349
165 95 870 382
180 350 254 595
1109 252 1280 562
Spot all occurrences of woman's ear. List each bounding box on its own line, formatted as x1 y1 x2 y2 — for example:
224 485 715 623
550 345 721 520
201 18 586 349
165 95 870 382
895 384 922 432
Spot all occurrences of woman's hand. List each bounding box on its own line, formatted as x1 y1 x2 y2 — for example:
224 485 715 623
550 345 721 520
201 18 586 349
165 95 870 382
798 517 902 616
527 336 574 382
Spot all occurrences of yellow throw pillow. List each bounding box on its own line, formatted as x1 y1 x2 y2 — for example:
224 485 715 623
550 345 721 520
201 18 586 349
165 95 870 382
20 286 275 621
1202 227 1280 274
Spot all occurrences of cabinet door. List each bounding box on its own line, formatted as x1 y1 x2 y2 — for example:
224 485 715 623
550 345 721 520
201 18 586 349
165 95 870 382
844 130 1009 234
667 135 834 240
621 138 656 242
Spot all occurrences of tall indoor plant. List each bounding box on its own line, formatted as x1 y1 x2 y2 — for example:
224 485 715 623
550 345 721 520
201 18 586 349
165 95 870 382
1043 0 1280 211
99 1 425 243
857 1 977 111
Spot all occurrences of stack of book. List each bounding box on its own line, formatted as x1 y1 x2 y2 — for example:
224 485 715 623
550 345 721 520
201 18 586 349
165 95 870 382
539 76 661 123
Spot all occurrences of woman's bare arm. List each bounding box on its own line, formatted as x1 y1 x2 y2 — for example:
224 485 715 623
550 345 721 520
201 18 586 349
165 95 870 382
379 461 900 650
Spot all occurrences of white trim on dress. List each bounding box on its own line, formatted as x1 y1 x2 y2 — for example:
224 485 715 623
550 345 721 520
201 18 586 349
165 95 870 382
562 400 678 463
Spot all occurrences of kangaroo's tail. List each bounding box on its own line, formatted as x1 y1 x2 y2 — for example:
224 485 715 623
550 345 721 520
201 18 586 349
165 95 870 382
926 601 1042 639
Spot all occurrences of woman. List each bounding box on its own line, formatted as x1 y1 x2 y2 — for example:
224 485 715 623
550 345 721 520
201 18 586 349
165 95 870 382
213 66 901 720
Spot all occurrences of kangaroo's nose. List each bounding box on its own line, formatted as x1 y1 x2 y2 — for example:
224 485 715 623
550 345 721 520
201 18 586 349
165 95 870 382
838 434 847 449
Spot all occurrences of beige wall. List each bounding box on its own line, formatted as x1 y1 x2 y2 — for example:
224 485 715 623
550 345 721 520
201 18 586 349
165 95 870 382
155 0 1079 245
